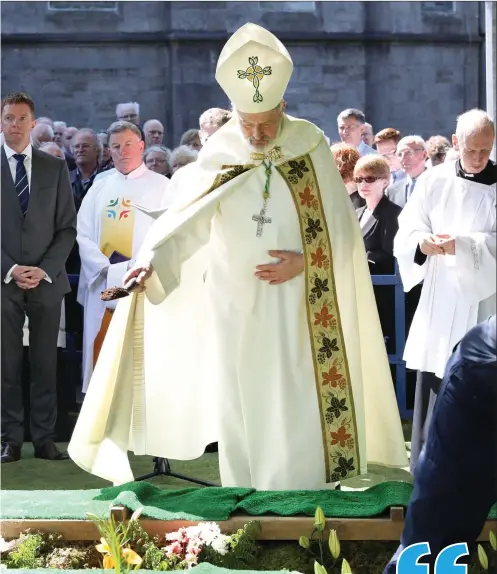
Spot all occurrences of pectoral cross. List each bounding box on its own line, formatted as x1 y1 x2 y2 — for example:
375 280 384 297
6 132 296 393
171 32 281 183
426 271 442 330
252 205 272 237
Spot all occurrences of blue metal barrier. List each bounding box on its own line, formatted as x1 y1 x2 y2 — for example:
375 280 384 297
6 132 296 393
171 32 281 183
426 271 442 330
371 264 412 420
65 271 412 419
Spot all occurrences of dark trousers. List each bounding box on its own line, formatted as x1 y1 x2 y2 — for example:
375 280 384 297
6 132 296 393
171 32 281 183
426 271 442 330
1 289 62 446
384 351 497 573
409 370 442 474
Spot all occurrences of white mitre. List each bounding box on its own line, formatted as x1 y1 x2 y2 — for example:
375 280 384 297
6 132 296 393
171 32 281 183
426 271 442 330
215 23 293 113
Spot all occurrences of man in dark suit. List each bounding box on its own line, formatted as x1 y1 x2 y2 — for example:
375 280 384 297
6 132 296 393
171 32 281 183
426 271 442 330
1 92 77 463
383 314 496 572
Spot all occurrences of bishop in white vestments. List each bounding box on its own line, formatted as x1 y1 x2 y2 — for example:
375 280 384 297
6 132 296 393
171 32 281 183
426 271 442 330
77 121 171 392
394 109 496 472
69 23 408 489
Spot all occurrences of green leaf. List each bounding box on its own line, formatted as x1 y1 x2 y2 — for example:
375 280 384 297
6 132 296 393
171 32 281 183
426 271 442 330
299 536 310 549
328 529 340 559
478 544 489 570
314 506 326 532
314 561 327 574
490 530 497 551
341 558 352 574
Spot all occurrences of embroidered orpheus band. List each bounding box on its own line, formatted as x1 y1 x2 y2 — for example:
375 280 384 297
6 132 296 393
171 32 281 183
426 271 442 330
277 154 360 482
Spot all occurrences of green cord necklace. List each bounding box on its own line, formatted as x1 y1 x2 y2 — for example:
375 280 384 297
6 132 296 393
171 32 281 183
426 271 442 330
252 159 273 237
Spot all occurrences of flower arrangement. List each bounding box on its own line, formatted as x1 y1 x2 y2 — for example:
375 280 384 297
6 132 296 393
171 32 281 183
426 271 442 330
163 522 230 568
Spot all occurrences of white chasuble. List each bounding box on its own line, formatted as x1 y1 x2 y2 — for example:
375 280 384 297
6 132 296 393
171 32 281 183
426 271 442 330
69 116 408 489
394 161 496 378
76 164 171 392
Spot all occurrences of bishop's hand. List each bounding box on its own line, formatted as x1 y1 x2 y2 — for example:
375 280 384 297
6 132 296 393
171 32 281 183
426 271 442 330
123 263 154 290
255 250 304 285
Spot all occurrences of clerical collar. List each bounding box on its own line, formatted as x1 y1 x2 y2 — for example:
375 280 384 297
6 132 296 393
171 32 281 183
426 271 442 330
117 162 148 180
455 159 497 185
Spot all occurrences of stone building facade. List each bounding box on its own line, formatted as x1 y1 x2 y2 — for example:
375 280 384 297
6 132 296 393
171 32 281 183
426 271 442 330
1 1 488 147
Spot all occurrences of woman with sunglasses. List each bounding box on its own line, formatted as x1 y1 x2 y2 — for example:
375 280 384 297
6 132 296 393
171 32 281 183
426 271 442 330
354 155 402 355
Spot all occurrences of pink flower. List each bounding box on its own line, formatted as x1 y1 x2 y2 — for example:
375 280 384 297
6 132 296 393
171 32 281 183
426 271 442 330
165 541 182 557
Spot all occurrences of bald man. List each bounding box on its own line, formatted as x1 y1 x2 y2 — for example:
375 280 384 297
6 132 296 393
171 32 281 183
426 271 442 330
361 122 374 148
31 122 54 148
143 119 164 147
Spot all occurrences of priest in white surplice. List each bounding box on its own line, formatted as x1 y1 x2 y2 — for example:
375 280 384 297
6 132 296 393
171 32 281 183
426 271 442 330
69 23 408 489
77 121 171 392
394 109 496 473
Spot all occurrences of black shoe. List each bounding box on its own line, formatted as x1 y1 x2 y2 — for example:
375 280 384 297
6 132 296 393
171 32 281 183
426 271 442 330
33 441 69 461
1 442 22 464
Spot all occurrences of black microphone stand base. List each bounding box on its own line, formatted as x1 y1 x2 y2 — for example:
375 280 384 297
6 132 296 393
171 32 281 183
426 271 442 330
135 457 218 487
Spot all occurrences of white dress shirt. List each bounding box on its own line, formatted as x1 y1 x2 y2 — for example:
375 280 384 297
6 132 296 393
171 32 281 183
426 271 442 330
357 140 378 156
3 142 51 284
360 207 374 229
4 142 33 187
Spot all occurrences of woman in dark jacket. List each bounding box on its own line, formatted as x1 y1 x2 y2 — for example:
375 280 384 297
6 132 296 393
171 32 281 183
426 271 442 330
354 155 402 353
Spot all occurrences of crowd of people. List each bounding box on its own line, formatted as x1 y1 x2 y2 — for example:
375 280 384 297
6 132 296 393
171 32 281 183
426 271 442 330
1 92 495 460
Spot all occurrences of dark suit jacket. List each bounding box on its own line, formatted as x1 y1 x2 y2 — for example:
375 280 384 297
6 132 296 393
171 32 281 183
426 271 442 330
356 195 402 275
385 178 408 208
69 166 100 203
1 145 77 301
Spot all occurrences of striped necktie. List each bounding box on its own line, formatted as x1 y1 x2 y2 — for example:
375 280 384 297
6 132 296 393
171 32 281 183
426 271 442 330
14 153 29 216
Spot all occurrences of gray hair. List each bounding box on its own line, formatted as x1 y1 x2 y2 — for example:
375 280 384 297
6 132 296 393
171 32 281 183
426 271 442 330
397 135 427 151
115 101 140 116
180 129 200 147
53 121 67 130
199 108 232 129
31 123 54 147
337 108 366 124
456 108 495 143
170 145 198 170
72 128 103 162
39 141 65 159
107 120 142 141
144 144 171 162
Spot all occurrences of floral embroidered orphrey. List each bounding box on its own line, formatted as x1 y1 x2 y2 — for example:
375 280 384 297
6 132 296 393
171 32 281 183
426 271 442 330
277 154 360 482
205 164 255 195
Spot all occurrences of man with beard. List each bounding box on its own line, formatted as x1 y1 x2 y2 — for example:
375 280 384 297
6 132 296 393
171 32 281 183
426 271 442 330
69 23 407 489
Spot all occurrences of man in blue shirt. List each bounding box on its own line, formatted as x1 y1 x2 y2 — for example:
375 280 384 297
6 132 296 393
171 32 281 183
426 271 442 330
384 314 497 572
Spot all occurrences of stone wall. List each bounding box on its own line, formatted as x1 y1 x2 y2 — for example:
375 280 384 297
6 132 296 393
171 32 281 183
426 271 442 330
1 1 486 147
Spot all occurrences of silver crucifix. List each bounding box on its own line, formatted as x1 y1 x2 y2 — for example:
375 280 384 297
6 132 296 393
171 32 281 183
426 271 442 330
252 201 272 237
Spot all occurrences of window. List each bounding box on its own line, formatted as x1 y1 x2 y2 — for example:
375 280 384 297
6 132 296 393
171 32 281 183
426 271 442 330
421 2 456 15
47 1 118 12
261 1 316 12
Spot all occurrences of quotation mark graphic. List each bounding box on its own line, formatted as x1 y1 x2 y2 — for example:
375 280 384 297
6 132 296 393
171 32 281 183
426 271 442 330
397 542 469 573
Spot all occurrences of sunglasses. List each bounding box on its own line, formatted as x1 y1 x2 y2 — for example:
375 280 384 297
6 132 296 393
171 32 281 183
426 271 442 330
354 176 382 184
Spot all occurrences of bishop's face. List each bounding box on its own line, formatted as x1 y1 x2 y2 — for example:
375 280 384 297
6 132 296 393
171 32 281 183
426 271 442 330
237 104 284 150
453 127 495 174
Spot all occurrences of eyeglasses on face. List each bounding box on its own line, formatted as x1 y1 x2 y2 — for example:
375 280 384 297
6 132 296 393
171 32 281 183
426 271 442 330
397 148 424 158
354 175 382 184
